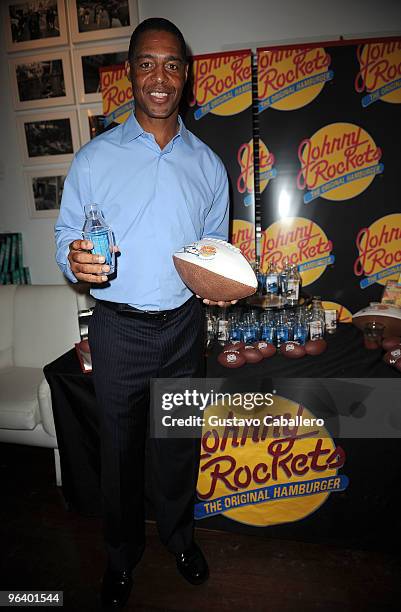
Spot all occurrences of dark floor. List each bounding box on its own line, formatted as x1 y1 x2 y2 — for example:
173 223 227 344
1 444 400 612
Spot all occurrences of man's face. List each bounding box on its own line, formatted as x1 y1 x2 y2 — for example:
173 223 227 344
127 29 188 121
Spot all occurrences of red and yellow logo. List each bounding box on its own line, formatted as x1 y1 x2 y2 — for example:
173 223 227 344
297 122 383 203
231 220 255 264
196 396 347 527
354 213 401 288
100 65 133 125
355 40 401 107
237 139 276 206
261 217 334 286
322 301 352 323
258 47 332 112
191 51 252 119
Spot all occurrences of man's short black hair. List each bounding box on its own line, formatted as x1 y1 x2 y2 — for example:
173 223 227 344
128 18 187 64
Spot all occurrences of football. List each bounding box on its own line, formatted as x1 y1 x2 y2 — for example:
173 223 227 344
241 345 264 363
253 341 276 358
173 238 257 301
280 341 306 359
352 304 401 338
225 341 245 351
305 339 327 355
383 347 401 366
382 336 401 352
217 349 246 369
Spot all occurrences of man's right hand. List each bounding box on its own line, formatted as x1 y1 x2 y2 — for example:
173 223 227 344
68 239 110 283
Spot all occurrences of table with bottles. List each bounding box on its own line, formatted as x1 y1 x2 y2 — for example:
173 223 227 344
213 255 332 345
204 254 398 378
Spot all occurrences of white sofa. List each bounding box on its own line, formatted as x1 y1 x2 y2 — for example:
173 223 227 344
0 284 93 485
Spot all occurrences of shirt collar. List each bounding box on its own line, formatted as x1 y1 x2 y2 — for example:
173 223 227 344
120 112 191 147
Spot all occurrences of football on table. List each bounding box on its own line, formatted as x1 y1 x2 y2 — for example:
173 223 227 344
217 349 246 369
173 238 257 301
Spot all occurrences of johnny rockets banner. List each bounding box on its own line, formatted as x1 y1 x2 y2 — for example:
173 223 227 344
184 50 255 261
100 51 255 261
257 38 401 314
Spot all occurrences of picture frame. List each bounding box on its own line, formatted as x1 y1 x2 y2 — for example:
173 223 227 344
68 0 138 43
9 50 74 111
73 43 128 104
25 166 68 218
3 0 68 52
17 110 80 165
79 104 116 144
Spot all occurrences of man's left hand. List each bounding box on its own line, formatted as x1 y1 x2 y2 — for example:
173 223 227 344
197 296 238 307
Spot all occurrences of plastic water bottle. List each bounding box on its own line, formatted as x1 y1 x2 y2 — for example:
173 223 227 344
276 312 290 347
293 310 308 345
83 203 115 275
308 297 326 340
260 311 275 344
217 308 229 345
286 265 301 306
254 256 265 295
265 261 279 296
279 257 290 298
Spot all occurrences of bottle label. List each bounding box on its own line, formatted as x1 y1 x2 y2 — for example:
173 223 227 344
309 320 323 340
293 324 307 345
85 229 112 266
324 309 337 332
242 328 257 343
287 280 299 301
265 275 278 294
276 326 289 345
261 325 275 343
217 319 228 342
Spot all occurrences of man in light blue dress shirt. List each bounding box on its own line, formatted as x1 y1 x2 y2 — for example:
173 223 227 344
55 17 234 609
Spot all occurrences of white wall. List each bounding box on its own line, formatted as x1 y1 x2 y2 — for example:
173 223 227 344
0 0 400 284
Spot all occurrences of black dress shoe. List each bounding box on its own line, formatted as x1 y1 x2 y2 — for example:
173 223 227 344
101 568 133 609
176 542 209 585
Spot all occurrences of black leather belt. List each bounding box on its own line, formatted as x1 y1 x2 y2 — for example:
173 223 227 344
97 298 193 320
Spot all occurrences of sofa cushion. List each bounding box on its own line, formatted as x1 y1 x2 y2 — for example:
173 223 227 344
13 285 81 368
0 367 43 430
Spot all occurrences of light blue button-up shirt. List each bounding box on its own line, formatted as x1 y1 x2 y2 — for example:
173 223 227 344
55 113 229 310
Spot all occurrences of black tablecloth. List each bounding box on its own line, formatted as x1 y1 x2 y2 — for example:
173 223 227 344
44 324 401 549
44 350 100 515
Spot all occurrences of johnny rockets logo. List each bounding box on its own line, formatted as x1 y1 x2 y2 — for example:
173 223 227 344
195 396 348 526
354 214 401 288
297 122 383 203
237 139 276 206
258 47 333 112
355 40 401 107
191 51 252 119
261 217 334 286
100 65 134 126
231 220 255 264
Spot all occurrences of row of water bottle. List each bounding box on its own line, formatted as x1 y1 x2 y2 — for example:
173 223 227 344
206 298 328 348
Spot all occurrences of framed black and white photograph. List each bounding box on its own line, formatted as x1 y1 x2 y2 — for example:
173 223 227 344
9 50 74 111
79 104 116 144
4 0 68 52
68 0 138 43
74 43 128 103
17 110 80 165
25 166 68 218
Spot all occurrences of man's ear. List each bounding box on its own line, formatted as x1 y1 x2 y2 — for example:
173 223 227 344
184 62 189 83
125 59 132 82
